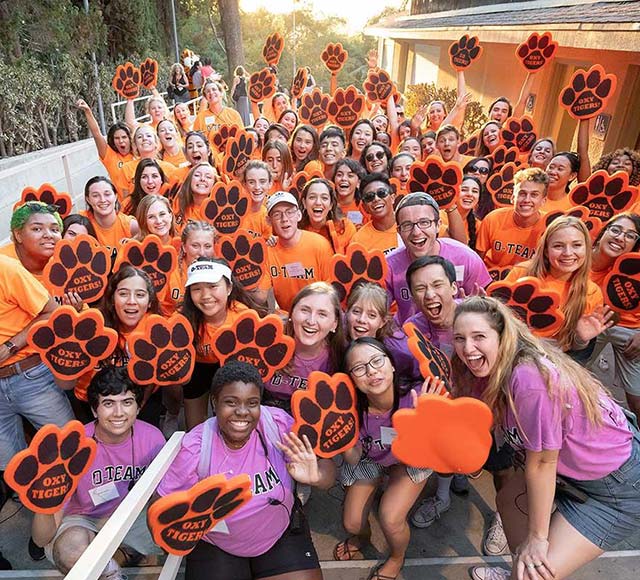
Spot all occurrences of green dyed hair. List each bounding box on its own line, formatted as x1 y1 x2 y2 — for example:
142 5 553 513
11 201 63 233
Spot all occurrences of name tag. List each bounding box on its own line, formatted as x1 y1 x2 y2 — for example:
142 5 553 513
380 426 397 447
88 481 120 506
211 520 230 534
347 211 363 225
455 265 465 282
285 262 305 277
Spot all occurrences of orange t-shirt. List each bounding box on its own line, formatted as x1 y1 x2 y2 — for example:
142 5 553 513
171 197 207 236
159 263 187 316
266 230 333 312
100 147 134 186
87 213 135 258
302 159 323 174
591 266 640 329
194 106 244 138
339 200 368 228
240 206 272 239
351 221 400 255
476 207 546 269
161 148 189 168
195 302 250 363
306 220 356 254
544 195 574 214
115 159 182 201
0 255 51 365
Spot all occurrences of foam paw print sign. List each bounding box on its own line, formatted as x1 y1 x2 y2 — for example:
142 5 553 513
249 68 277 103
392 395 493 473
327 86 365 131
486 162 518 208
500 116 537 154
113 235 177 294
291 371 359 458
330 244 388 306
544 206 602 241
489 276 564 338
569 170 639 225
458 132 480 156
290 67 309 101
449 34 483 71
487 145 521 174
407 157 463 210
19 183 72 219
140 58 158 90
221 131 256 177
288 169 324 200
403 322 452 390
160 179 183 203
148 473 252 556
363 69 394 104
4 420 96 514
212 310 295 381
298 88 330 129
203 180 250 235
112 62 141 99
262 32 284 66
27 307 118 381
210 124 239 154
43 234 109 303
559 64 617 120
321 42 348 74
604 253 640 314
126 313 195 386
488 266 512 283
516 32 558 72
217 229 267 291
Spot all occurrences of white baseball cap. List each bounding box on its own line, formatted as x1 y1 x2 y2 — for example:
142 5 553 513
186 261 232 287
266 191 299 214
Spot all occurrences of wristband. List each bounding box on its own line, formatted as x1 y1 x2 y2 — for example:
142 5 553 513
3 340 18 356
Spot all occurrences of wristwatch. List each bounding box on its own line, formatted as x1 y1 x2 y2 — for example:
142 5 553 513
3 340 18 355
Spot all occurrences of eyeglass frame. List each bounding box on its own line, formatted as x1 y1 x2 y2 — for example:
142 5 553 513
348 353 388 377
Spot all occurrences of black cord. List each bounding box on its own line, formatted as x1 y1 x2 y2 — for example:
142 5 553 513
0 504 23 526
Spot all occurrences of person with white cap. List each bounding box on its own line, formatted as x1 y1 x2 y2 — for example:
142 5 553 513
265 191 332 313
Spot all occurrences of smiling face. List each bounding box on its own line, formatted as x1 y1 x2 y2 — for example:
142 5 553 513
546 155 576 190
134 126 158 157
264 147 283 181
291 292 338 350
244 167 271 205
173 103 189 125
361 180 395 222
93 391 139 445
213 381 261 449
189 278 231 324
364 144 388 174
273 95 288 118
351 123 374 156
420 136 436 159
428 102 446 127
546 225 587 280
400 139 421 159
190 164 216 199
598 217 640 259
280 112 297 133
185 134 209 165
453 312 501 378
114 275 150 332
140 165 163 195
459 178 481 212
372 115 388 133
113 129 131 156
269 202 301 242
346 298 386 340
482 123 501 151
157 121 178 149
529 140 554 169
86 181 117 218
334 164 360 202
303 182 332 227
183 230 215 264
149 100 166 122
607 153 634 177
292 129 314 161
346 342 394 398
410 263 457 328
513 180 546 220
396 203 440 259
489 101 510 124
466 159 491 185
145 200 173 240
15 212 61 260
319 136 345 167
254 117 269 138
204 82 223 106
391 155 413 186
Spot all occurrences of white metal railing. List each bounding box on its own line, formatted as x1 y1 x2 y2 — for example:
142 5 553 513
65 431 185 580
110 93 200 125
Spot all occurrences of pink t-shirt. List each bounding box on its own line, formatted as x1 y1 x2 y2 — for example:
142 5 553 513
64 421 165 519
501 361 633 481
265 347 333 400
156 407 295 557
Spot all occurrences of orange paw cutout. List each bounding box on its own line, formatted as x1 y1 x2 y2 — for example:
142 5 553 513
112 62 141 99
516 32 558 72
212 310 295 381
486 162 518 208
288 169 324 200
139 58 158 90
221 131 256 177
604 253 640 314
291 371 359 458
290 67 309 100
362 69 394 104
403 322 452 390
321 42 348 74
210 124 239 154
298 88 330 129
544 206 602 242
392 395 493 473
148 473 252 556
449 35 483 71
559 65 617 120
458 132 480 156
262 32 284 66
500 116 537 154
43 234 109 303
489 276 564 338
389 176 405 197
327 86 365 130
487 145 521 174
113 235 177 294
18 183 72 218
249 67 277 103
569 170 639 225
217 229 267 291
28 307 118 381
407 157 463 210
488 266 512 283
330 244 388 306
4 420 97 514
126 313 195 386
203 180 250 235
160 179 183 203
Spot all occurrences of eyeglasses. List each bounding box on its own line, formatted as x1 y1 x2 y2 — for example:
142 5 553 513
349 354 387 377
365 151 386 163
607 225 640 243
270 207 299 221
398 218 437 234
468 166 490 175
361 188 390 204
23 201 60 214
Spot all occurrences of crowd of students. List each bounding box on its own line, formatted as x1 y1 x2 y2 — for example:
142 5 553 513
0 50 639 580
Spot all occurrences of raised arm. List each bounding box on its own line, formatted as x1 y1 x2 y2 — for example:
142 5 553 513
513 73 535 118
76 99 108 159
124 98 137 132
577 118 591 182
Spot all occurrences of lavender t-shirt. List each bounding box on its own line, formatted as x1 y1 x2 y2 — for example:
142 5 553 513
156 407 295 557
265 347 333 400
385 238 492 324
64 420 165 519
501 361 632 480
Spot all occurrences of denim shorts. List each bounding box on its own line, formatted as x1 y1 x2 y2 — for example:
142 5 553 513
556 423 640 550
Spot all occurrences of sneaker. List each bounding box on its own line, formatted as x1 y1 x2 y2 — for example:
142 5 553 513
0 551 11 570
470 565 511 580
410 495 451 528
100 559 128 580
451 474 469 495
161 413 180 439
28 537 45 561
482 513 509 556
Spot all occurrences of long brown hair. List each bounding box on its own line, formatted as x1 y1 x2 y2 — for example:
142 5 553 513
176 162 217 216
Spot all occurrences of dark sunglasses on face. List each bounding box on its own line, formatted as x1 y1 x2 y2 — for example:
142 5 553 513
361 188 390 204
366 151 386 163
468 166 490 175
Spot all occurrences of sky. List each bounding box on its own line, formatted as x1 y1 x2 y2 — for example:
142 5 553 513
239 0 405 34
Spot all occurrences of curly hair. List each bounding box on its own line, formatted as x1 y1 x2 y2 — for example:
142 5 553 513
592 147 640 186
210 360 264 400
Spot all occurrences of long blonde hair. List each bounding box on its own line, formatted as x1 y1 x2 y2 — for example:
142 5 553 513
346 282 394 339
524 216 592 350
452 296 607 431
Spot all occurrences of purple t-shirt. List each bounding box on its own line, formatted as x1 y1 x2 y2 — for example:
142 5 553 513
157 407 295 557
265 347 333 400
64 420 165 519
501 361 633 481
385 238 492 324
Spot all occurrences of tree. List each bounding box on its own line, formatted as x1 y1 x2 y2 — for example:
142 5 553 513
217 0 245 78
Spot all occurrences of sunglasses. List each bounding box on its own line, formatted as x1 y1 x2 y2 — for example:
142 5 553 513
468 166 490 175
361 188 390 204
23 201 60 214
365 151 386 163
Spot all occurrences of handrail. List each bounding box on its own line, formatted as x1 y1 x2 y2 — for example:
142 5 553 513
110 93 200 125
65 432 185 580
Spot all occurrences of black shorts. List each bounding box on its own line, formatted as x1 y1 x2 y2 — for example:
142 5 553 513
483 433 514 473
183 362 219 400
184 507 320 580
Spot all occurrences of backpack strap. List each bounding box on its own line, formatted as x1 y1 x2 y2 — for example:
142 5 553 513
197 417 216 479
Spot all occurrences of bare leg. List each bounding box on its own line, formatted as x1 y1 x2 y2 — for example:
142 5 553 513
162 385 182 416
334 478 379 559
52 526 95 574
625 393 640 423
261 569 323 580
496 469 529 552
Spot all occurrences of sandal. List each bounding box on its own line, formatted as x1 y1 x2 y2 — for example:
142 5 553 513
333 536 365 561
367 558 404 580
